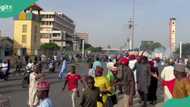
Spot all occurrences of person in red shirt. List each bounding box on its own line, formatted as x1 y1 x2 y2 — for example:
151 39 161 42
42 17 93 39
62 65 85 107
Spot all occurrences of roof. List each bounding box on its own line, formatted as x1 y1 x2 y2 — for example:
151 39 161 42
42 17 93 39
25 4 43 11
170 17 176 20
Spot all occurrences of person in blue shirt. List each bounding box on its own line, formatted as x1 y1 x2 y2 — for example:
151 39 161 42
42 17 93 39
37 81 54 107
93 57 103 70
58 57 67 79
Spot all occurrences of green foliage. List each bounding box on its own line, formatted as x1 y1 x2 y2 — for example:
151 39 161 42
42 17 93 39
175 43 190 57
81 43 102 52
140 41 164 53
84 43 93 50
86 47 102 52
40 43 60 50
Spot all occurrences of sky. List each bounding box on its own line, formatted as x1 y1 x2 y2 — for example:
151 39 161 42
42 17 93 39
0 0 190 49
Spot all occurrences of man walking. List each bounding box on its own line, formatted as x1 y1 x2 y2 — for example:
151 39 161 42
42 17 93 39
37 81 54 107
59 57 67 79
80 76 102 107
161 59 175 102
173 64 190 98
62 65 85 107
121 58 135 107
136 56 151 107
28 65 45 107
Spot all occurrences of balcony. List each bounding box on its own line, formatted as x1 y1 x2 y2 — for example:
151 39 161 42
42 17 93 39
41 18 54 21
40 25 53 28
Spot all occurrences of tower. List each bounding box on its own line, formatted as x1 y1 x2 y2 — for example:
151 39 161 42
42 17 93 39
169 17 176 54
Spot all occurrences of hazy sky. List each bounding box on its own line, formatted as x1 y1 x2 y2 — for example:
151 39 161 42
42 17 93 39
0 0 190 48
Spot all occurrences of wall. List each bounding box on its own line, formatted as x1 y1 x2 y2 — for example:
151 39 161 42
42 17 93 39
13 20 40 55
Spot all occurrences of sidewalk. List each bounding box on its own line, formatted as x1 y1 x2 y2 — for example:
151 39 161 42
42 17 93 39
114 95 163 107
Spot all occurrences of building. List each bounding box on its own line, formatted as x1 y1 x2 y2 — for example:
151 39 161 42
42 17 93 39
73 35 82 51
73 32 89 52
76 32 89 43
13 4 42 56
0 30 1 37
40 11 75 50
0 39 3 62
0 37 13 62
169 17 176 53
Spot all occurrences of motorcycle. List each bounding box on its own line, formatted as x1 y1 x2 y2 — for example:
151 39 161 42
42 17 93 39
49 60 56 73
0 65 9 81
21 66 32 88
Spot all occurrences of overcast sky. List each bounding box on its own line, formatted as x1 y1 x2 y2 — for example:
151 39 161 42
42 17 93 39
0 0 190 48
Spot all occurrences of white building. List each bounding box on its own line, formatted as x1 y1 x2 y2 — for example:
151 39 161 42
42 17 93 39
76 32 89 44
72 32 89 52
40 11 75 50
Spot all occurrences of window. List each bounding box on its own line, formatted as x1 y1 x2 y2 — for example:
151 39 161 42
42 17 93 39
22 24 27 33
22 35 27 43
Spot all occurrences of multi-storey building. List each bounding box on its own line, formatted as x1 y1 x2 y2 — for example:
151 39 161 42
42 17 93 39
40 11 75 50
13 4 42 56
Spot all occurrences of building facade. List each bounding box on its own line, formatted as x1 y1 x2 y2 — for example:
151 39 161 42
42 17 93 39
0 30 1 37
169 17 176 53
73 32 89 52
40 11 75 50
13 5 42 56
73 34 82 51
0 37 13 61
76 32 89 44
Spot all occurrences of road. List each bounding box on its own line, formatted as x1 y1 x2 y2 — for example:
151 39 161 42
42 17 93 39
0 63 163 107
0 63 88 107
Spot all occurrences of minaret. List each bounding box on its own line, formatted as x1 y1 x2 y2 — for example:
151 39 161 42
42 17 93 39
169 17 176 53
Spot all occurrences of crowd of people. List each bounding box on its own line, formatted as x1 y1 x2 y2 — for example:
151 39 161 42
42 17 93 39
1 53 190 107
84 55 190 107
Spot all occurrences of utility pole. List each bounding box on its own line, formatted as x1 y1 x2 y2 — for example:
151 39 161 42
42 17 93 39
180 41 182 58
128 0 135 50
82 39 85 60
132 0 135 49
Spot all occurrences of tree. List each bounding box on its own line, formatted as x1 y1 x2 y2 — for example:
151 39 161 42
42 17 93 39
175 43 190 57
40 43 60 56
140 41 165 53
86 46 102 52
40 43 60 50
84 43 93 50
